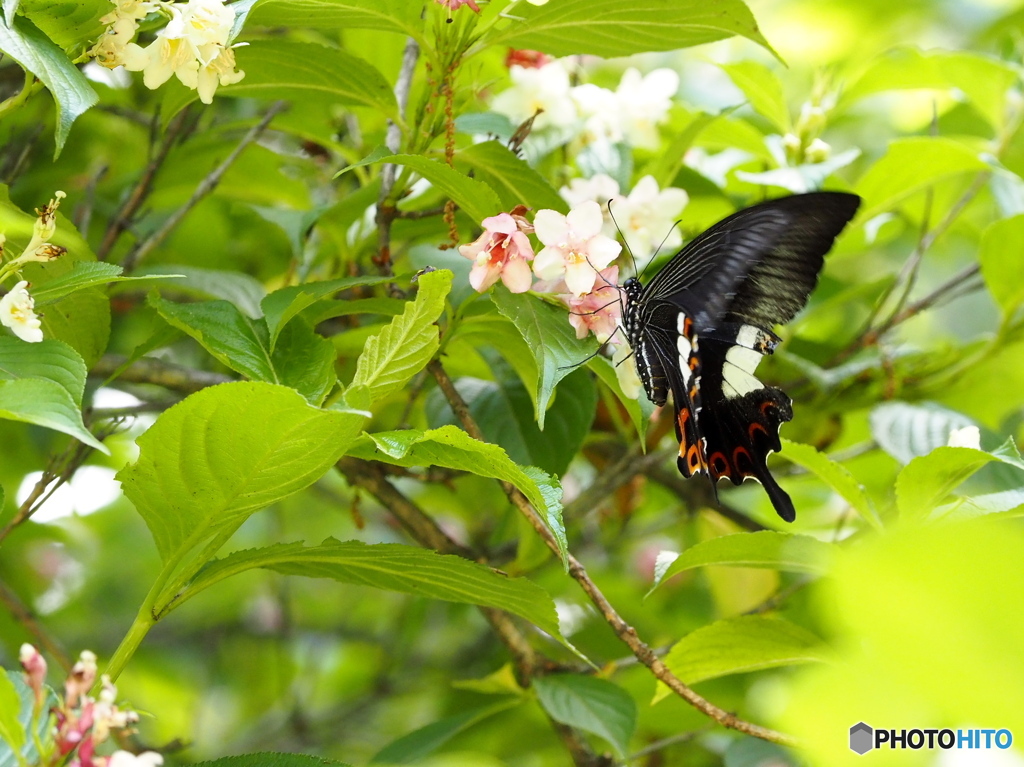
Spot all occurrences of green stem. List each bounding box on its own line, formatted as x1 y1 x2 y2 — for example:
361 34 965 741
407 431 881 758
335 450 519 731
0 70 36 122
104 608 156 682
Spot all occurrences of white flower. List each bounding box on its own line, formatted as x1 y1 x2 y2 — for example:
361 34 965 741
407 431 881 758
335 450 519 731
571 83 622 145
91 0 154 68
491 61 577 132
533 201 621 296
611 175 688 265
947 425 981 450
616 68 679 149
122 0 243 103
560 174 620 238
0 281 42 343
108 751 164 767
15 191 67 264
612 339 642 399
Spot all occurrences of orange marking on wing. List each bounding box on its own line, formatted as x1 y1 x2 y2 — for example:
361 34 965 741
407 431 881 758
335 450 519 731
683 317 693 336
688 354 699 371
748 422 769 441
733 446 754 474
686 444 703 473
760 400 776 416
677 410 690 457
709 451 730 479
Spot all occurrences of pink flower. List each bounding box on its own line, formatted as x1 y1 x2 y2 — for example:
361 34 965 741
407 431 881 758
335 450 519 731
505 49 552 69
436 0 480 11
533 201 622 296
19 644 47 710
459 212 535 293
564 266 621 342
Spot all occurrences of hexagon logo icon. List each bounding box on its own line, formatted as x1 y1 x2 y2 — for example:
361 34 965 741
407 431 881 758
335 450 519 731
850 722 874 755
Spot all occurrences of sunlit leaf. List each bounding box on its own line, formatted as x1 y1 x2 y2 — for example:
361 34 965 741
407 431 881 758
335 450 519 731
458 141 568 214
721 61 789 133
980 214 1024 318
869 401 976 464
779 439 881 529
249 0 424 38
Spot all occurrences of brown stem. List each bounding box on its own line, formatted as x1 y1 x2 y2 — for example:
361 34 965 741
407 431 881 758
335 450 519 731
0 578 72 672
90 354 233 393
428 359 795 746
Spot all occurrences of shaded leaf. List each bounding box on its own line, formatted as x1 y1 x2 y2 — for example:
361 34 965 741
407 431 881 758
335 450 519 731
780 439 881 530
0 672 25 758
869 402 976 464
139 265 267 319
371 700 521 764
458 141 568 213
194 754 351 767
534 675 636 758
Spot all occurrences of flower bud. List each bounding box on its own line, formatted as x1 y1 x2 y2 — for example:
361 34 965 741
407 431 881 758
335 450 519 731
797 102 827 137
805 138 831 163
65 650 98 708
19 643 47 709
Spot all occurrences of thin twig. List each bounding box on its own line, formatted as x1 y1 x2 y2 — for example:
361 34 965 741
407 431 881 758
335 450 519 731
428 359 795 746
73 163 108 235
90 354 233 393
98 107 192 260
628 727 709 760
0 578 73 672
122 102 286 272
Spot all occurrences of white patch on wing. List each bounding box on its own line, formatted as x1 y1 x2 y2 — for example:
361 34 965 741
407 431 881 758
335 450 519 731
677 313 688 334
736 324 761 349
723 344 764 398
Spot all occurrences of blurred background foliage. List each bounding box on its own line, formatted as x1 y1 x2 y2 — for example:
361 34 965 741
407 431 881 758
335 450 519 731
0 0 1024 765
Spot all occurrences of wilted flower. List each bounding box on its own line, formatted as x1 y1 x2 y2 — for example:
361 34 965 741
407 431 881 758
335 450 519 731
65 650 98 708
612 339 642 399
459 212 535 293
564 266 621 342
611 175 688 264
12 190 68 265
616 68 679 149
533 201 621 296
0 281 43 343
90 0 154 68
491 61 577 132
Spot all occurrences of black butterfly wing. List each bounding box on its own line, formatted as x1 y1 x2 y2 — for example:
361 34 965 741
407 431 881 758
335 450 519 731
630 192 860 521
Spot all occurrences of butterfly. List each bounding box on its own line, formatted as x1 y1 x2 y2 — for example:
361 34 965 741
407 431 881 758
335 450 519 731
620 191 861 522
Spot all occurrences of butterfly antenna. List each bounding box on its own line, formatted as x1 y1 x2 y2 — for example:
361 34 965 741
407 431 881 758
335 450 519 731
638 219 683 282
558 325 624 370
607 199 640 277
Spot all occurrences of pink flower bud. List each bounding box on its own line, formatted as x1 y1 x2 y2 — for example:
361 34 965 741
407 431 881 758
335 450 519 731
19 643 47 709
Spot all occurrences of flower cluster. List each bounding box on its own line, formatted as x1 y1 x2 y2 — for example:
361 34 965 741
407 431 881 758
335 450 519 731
18 644 162 767
492 60 679 150
90 0 244 104
0 191 70 344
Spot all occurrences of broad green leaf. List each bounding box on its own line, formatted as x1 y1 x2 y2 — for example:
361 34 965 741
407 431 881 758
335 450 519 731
163 40 399 122
0 15 97 155
458 141 568 213
117 382 366 562
658 615 828 698
183 539 564 640
18 0 108 50
2 0 16 23
30 262 177 305
227 0 259 42
980 214 1024 318
854 137 988 221
840 47 1017 129
491 288 598 428
644 109 722 188
363 155 503 224
249 0 424 39
780 439 881 530
261 274 394 348
533 675 636 758
721 61 789 133
371 700 520 764
896 446 999 522
869 401 976 464
349 425 568 564
649 532 834 595
270 319 338 406
139 265 268 319
0 338 105 452
450 310 540 406
194 754 351 767
488 0 777 60
0 672 25 758
350 270 452 404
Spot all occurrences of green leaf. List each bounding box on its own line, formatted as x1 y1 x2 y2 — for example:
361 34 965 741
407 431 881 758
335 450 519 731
184 539 564 641
270 319 338 406
30 262 177 305
18 0 108 49
249 0 424 39
488 0 777 60
587 355 653 443
721 61 789 133
854 137 988 221
138 265 268 319
450 311 540 407
840 47 1017 129
0 672 25 758
660 615 828 693
869 402 976 464
780 439 881 530
533 675 636 758
0 15 97 155
649 532 834 595
980 214 1024 318
0 338 105 452
163 39 399 122
644 109 722 188
349 425 568 564
371 700 520 764
896 447 1000 522
458 141 568 213
491 288 598 428
261 274 394 348
117 382 366 562
193 754 351 767
368 155 503 224
350 270 452 404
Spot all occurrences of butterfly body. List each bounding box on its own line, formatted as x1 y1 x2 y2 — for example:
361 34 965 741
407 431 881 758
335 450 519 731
622 192 861 522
